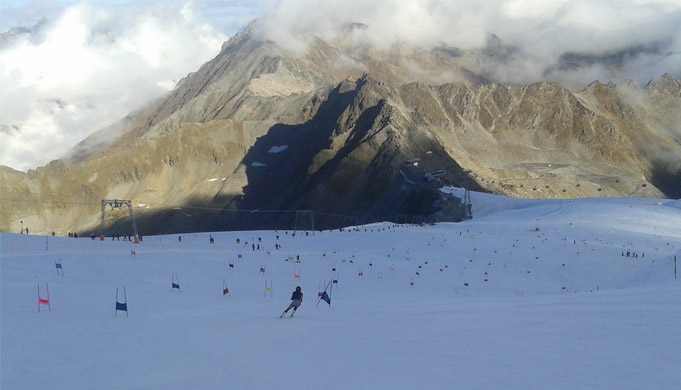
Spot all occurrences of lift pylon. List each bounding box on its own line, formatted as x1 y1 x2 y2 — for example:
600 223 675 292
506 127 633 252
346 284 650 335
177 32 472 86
100 199 139 243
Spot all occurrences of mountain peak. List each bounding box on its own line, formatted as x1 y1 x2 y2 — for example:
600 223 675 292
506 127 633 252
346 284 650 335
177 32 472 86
2 29 680 235
645 73 681 92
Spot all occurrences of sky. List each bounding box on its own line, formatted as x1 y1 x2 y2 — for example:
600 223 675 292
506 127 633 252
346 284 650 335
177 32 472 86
0 0 271 172
1 0 680 172
2 192 681 389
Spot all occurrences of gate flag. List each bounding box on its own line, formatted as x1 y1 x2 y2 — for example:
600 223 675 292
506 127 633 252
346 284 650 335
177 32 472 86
320 291 331 306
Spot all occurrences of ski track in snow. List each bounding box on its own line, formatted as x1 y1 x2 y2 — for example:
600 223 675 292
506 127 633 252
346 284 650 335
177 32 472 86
2 195 681 389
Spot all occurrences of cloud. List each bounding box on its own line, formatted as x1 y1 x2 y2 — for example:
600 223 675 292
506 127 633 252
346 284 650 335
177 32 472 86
0 1 264 172
2 0 679 172
257 0 681 87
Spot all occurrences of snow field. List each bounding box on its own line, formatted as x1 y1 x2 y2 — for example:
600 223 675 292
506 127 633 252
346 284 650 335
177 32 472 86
2 196 681 389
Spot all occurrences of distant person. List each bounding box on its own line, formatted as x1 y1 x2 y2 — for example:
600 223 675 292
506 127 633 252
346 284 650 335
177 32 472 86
179 236 182 243
210 235 214 244
280 286 303 318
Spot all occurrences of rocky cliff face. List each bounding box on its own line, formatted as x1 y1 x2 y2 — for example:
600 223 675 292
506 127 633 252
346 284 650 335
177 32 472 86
2 24 680 235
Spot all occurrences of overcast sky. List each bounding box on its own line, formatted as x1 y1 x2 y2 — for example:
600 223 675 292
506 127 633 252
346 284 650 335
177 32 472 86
1 0 679 172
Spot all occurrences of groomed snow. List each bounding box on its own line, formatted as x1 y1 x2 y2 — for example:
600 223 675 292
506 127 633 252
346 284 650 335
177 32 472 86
2 194 680 389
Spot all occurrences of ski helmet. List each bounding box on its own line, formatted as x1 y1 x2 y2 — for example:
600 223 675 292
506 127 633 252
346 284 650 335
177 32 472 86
296 286 301 291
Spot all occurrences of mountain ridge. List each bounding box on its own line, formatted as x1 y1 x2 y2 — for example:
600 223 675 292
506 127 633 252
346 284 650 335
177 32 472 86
1 24 679 235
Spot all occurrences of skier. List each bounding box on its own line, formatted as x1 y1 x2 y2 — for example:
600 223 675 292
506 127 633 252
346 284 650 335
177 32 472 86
281 286 303 318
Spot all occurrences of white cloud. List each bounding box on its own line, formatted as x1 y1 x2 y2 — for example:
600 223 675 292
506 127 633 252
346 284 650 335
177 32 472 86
257 0 681 86
0 1 263 171
1 0 679 172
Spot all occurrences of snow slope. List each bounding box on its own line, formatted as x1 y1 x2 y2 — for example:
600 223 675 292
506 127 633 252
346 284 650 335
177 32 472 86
2 195 681 389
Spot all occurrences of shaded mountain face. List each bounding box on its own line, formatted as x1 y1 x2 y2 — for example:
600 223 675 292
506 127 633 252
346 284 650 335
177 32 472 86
1 25 680 235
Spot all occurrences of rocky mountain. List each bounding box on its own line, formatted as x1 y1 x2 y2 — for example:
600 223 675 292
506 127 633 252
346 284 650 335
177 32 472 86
0 17 48 47
2 23 680 235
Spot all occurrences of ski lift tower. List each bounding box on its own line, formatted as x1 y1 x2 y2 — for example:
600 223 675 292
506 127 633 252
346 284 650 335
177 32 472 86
462 189 473 220
293 210 315 236
100 199 139 243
